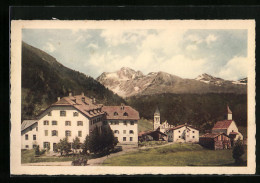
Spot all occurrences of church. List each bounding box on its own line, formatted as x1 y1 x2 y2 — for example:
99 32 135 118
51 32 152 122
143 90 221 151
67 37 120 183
153 107 199 143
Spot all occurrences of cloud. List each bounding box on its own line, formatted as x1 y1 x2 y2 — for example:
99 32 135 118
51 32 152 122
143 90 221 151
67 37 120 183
140 29 186 56
218 56 248 80
42 42 56 53
87 43 99 49
186 44 197 51
185 34 203 44
100 29 146 46
22 29 248 80
206 34 217 45
158 55 207 78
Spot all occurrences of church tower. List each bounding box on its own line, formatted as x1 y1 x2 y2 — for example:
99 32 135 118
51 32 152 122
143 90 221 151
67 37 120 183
154 106 161 130
227 105 232 120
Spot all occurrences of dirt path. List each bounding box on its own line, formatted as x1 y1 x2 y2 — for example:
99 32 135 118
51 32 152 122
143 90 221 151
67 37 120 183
22 142 175 166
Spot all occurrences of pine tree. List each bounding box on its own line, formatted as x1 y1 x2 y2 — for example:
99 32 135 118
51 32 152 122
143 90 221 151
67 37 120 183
82 135 90 155
72 137 81 154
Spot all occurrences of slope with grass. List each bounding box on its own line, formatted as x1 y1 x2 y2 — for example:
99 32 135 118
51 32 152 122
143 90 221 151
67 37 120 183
103 143 247 166
138 118 154 133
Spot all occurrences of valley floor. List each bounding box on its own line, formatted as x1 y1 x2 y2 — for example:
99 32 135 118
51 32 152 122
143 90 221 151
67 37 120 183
22 143 247 167
103 143 247 166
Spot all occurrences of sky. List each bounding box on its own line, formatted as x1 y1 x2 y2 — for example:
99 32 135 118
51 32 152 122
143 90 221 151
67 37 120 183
22 29 248 80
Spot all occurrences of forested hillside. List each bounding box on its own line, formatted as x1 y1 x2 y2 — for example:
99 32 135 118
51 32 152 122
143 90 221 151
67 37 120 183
127 93 247 131
22 42 125 120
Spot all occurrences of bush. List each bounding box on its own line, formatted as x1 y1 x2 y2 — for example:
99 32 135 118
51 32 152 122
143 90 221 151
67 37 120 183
81 126 118 156
56 137 71 156
71 157 88 166
232 139 245 165
34 145 40 156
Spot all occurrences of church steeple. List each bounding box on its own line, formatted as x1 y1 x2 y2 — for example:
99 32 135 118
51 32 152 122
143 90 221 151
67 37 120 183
154 106 160 130
227 105 232 120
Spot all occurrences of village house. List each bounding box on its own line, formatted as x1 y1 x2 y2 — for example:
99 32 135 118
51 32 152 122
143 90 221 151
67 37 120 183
21 92 139 151
153 107 199 143
21 120 38 149
166 124 199 143
199 133 231 150
212 105 243 145
199 105 243 149
102 104 139 144
138 130 168 142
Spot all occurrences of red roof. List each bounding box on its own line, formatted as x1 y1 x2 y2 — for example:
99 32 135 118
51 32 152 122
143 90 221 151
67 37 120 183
212 120 233 130
102 105 140 120
168 124 199 131
38 94 104 119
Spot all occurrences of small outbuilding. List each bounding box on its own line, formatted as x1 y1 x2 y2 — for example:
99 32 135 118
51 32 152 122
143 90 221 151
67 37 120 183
138 130 168 142
199 133 231 150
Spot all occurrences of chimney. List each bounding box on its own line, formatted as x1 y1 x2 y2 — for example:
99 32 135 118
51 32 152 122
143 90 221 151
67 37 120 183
121 103 125 110
69 92 72 96
81 92 84 96
92 98 96 104
57 97 60 101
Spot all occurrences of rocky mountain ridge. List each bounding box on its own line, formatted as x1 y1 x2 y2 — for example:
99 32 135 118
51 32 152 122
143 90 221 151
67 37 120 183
97 67 247 98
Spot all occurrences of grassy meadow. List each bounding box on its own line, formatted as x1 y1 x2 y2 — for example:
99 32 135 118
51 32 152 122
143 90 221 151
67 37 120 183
103 143 247 166
21 149 78 164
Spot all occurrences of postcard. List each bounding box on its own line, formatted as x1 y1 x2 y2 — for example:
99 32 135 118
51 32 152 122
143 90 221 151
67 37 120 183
10 20 255 175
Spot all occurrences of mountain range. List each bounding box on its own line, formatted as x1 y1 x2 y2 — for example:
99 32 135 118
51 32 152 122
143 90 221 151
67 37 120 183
21 42 247 128
97 67 247 98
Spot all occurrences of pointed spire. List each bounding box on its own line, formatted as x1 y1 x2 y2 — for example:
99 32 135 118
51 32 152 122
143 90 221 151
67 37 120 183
227 105 232 114
154 106 160 115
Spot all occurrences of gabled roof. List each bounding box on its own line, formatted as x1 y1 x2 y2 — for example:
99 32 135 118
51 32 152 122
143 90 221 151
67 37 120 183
21 120 37 131
212 120 233 130
37 94 104 119
200 133 229 139
168 124 199 131
138 130 167 137
103 105 140 120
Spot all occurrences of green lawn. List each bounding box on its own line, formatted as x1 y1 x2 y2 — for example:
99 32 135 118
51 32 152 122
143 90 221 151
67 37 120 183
138 118 153 133
103 143 247 166
21 149 80 164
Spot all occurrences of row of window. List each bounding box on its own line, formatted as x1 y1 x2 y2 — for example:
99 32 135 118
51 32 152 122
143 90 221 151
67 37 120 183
47 111 79 117
90 117 102 125
122 137 133 141
177 130 195 133
25 144 37 149
178 136 195 138
25 134 36 140
44 130 82 137
114 130 134 134
110 121 135 125
44 120 83 126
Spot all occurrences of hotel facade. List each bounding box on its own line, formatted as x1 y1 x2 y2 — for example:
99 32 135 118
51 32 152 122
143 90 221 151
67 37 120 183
21 93 139 151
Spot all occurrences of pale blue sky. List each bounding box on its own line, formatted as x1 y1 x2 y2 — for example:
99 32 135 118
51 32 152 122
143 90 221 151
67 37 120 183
22 29 248 80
